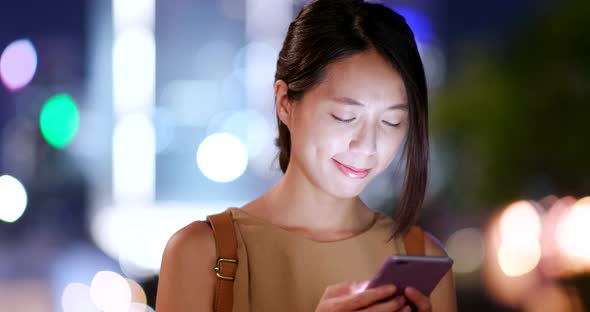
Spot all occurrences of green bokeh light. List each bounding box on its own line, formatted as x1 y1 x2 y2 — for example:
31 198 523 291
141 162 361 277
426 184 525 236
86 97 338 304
40 93 80 149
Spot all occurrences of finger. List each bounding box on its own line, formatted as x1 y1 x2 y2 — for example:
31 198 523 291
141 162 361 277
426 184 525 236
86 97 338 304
404 287 432 311
335 284 396 310
352 280 370 294
399 306 412 312
356 295 406 312
322 280 367 299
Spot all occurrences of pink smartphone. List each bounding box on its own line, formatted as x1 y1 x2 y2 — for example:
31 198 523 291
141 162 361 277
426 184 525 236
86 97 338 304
365 255 453 299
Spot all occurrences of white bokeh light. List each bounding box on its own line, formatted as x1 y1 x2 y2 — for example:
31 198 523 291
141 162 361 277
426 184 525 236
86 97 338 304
243 41 278 90
445 227 484 274
498 240 541 277
0 39 37 91
90 202 242 275
113 0 155 33
90 271 132 312
196 133 248 183
499 200 541 248
61 283 99 312
117 219 175 278
113 114 155 203
113 27 155 115
235 41 279 112
245 0 292 39
556 196 590 262
0 175 28 223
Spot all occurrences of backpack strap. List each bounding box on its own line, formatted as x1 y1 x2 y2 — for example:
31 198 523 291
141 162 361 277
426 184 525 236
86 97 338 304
206 209 238 312
403 225 425 256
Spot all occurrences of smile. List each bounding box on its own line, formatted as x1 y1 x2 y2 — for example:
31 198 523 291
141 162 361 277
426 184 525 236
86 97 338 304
332 159 371 179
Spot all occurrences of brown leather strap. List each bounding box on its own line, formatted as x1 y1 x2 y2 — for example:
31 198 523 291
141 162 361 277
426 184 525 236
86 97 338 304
206 209 238 312
403 225 425 256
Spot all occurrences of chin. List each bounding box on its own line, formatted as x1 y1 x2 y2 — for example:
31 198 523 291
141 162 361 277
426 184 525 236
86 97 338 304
327 180 370 199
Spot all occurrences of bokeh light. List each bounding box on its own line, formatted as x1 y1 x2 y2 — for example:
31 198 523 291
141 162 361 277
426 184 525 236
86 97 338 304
61 283 99 312
0 175 28 223
245 0 292 40
240 41 277 90
498 240 541 277
126 278 147 305
496 201 542 277
48 243 122 312
90 271 132 312
556 196 590 263
235 41 278 111
90 203 238 276
214 109 273 159
113 27 155 115
483 205 545 307
112 114 155 202
0 39 37 91
39 93 80 149
196 133 248 183
117 217 174 278
499 200 541 247
445 227 484 274
113 0 155 32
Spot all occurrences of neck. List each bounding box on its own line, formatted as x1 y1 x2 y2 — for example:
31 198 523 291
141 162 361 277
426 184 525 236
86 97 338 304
255 163 374 233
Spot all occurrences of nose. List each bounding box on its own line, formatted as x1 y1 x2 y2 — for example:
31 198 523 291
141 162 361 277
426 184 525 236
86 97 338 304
349 121 377 156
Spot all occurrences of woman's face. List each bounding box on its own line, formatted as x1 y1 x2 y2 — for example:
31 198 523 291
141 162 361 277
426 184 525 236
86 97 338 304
278 49 409 198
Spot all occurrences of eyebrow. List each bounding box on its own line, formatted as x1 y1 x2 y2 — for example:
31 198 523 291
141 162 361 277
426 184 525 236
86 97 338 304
331 97 408 110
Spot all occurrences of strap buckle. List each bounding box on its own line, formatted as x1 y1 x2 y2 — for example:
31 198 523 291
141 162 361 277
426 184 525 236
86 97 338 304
214 257 238 280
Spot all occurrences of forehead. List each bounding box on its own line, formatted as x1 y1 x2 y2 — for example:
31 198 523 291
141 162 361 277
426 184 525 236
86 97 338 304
311 49 407 105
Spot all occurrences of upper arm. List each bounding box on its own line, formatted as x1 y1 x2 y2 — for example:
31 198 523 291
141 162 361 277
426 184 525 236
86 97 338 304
424 231 457 312
156 221 216 312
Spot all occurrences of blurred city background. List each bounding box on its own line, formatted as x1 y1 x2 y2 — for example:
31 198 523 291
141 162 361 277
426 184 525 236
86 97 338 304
0 0 588 311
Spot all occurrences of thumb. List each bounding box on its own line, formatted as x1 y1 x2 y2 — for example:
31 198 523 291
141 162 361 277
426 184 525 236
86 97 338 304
322 280 370 299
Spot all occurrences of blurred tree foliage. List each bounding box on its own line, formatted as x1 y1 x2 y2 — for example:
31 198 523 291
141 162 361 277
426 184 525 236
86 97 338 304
431 0 590 211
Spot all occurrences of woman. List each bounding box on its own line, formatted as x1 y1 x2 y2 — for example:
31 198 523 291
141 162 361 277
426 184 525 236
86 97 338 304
156 0 457 311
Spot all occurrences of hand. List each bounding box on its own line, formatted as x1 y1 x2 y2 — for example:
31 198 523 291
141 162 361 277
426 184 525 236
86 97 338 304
402 287 432 312
315 280 408 312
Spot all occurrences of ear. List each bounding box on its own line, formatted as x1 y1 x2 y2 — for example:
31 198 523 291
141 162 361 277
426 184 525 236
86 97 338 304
274 80 293 128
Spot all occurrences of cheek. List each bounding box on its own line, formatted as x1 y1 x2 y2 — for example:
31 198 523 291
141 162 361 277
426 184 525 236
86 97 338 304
378 132 405 167
289 121 340 161
295 118 348 150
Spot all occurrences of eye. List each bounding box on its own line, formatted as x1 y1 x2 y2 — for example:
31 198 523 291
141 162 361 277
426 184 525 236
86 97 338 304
331 114 355 123
382 120 401 127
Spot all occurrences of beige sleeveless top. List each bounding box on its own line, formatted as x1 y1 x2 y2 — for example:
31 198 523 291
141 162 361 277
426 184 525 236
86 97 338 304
228 207 408 312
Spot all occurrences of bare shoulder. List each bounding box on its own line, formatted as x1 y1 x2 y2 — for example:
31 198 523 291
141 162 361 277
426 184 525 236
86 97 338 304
168 220 216 250
156 221 216 312
423 230 457 312
423 231 448 257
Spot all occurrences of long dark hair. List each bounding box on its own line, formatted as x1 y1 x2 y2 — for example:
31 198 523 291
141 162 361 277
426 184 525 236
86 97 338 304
274 0 429 239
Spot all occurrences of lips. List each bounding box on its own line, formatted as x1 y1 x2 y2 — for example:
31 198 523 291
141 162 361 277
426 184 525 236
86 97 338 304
333 159 371 179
